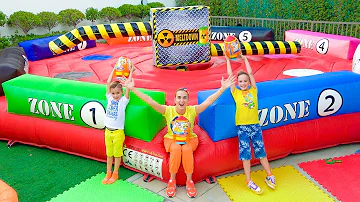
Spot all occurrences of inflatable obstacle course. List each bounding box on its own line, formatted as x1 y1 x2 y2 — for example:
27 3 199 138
3 74 166 142
199 71 360 142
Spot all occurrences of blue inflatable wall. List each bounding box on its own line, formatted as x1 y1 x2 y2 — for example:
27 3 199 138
198 71 360 142
18 35 96 61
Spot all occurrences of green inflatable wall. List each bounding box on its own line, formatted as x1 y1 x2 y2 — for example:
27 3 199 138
2 74 166 142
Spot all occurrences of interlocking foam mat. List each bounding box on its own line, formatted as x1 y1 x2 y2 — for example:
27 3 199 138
49 173 164 202
218 165 334 202
299 154 360 202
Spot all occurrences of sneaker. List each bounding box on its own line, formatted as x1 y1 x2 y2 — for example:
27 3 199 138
102 172 112 184
166 180 176 198
247 180 263 194
265 175 276 189
186 180 197 198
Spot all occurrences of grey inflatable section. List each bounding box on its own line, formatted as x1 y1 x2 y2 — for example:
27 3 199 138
0 47 28 95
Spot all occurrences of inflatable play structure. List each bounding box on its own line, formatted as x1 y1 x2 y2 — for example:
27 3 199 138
1 6 360 186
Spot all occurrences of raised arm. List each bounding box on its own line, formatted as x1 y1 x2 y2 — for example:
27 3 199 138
195 75 236 114
106 67 116 94
225 54 236 92
240 55 256 89
121 78 166 114
124 64 135 99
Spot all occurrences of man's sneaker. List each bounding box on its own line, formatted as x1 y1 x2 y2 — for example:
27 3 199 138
186 180 197 198
165 179 176 198
247 180 263 194
265 175 276 189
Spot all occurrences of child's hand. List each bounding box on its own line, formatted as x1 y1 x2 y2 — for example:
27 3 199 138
130 64 136 72
120 77 135 90
221 75 236 89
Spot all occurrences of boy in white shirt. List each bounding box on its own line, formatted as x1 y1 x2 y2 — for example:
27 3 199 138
102 63 134 184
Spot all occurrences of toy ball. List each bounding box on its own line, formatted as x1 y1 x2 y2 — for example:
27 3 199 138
114 56 132 78
224 35 241 59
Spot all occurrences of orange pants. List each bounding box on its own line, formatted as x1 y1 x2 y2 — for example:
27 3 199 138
164 137 199 174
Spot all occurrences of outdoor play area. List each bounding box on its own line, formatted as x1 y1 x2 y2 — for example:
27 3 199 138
1 3 360 202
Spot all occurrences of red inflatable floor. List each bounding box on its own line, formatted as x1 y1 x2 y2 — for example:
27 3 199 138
298 154 360 202
28 42 353 105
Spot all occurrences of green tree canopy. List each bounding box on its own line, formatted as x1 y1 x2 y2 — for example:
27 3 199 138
118 4 140 22
85 7 99 25
99 7 122 23
58 9 85 28
7 11 41 35
136 4 151 21
38 11 58 33
0 11 6 27
147 2 165 8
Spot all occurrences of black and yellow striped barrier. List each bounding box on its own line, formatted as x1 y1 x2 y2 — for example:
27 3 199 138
49 21 301 57
49 22 152 55
211 41 301 56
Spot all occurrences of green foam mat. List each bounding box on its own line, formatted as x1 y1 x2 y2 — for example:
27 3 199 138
49 173 164 202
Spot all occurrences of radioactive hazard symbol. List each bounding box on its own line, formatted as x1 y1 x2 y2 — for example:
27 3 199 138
157 29 174 48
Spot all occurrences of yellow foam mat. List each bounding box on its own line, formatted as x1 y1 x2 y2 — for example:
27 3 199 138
218 165 334 202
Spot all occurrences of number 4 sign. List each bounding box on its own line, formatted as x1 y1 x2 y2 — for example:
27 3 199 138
316 38 330 54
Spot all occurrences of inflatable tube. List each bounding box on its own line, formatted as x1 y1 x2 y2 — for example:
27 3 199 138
3 74 166 142
0 47 27 96
49 22 152 55
210 26 274 41
210 41 301 56
19 35 96 61
353 44 360 74
199 71 360 142
0 180 18 202
285 30 360 60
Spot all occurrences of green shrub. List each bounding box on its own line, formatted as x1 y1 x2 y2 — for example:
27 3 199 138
0 36 11 49
7 11 41 36
58 9 85 29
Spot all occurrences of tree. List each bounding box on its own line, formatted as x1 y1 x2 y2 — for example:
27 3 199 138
99 7 122 23
38 11 58 33
7 11 41 35
118 4 140 22
85 7 99 25
58 9 85 29
0 11 6 27
136 4 151 21
147 2 165 8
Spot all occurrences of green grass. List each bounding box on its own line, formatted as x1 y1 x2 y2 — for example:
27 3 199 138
0 141 136 202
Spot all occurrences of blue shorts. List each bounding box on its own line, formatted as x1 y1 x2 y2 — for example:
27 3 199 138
237 124 267 161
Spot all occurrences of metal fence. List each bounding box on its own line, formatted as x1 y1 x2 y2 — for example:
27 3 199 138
210 16 360 40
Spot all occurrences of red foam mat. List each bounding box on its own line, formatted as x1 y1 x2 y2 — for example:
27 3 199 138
298 154 360 202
